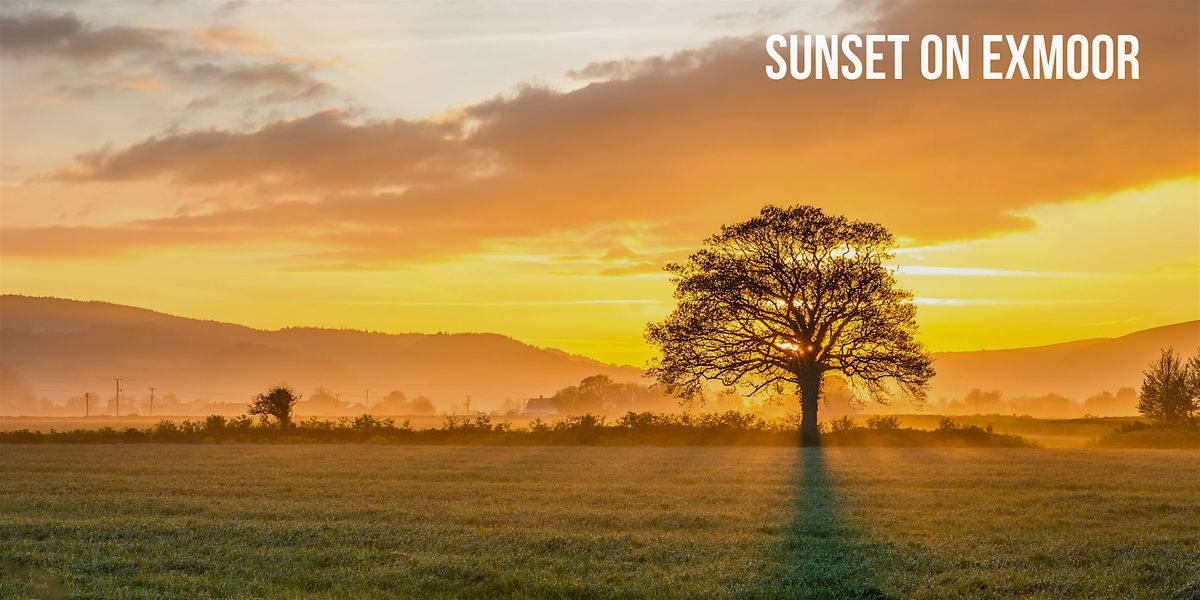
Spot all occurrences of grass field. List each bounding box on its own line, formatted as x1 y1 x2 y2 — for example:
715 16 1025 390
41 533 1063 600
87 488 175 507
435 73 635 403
2 446 1198 599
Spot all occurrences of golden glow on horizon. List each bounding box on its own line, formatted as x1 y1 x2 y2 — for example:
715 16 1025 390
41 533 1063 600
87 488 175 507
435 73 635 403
1 179 1196 365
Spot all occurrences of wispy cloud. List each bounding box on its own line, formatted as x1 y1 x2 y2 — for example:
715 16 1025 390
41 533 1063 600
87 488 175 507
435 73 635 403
896 266 1122 279
912 297 1109 307
312 299 664 307
0 10 336 104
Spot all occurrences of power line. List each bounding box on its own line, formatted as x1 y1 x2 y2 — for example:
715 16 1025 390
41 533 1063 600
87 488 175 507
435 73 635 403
113 378 122 417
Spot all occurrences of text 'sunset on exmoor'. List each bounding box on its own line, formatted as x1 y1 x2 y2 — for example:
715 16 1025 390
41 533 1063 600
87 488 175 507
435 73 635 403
765 34 1140 80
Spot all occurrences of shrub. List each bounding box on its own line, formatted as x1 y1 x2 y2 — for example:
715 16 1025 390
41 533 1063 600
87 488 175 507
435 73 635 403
0 411 1031 447
867 415 900 431
1093 423 1200 449
829 416 855 433
936 417 961 431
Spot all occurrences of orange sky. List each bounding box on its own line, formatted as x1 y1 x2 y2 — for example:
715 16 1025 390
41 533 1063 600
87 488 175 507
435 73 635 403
1 0 1198 365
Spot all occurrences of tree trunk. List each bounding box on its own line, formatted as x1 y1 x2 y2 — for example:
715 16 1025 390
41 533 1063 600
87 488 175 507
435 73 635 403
798 369 822 446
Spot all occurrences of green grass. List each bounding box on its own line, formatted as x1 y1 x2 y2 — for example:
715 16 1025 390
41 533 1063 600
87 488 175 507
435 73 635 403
2 446 1198 599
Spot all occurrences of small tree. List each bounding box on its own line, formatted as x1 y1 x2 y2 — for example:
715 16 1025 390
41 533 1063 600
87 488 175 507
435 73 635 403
249 385 300 430
647 205 934 446
1188 352 1200 410
1137 348 1199 425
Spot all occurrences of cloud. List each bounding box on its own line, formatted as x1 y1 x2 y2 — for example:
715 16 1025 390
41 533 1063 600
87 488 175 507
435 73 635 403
912 297 1102 307
0 10 334 103
710 5 796 27
0 11 169 61
7 0 1199 268
161 62 332 102
0 224 252 258
895 266 1121 279
192 25 272 55
565 52 704 81
53 110 482 189
214 1 249 20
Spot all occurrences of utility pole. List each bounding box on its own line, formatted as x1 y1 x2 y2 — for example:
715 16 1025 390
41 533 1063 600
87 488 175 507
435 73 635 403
85 392 89 417
113 378 122 417
365 389 370 412
465 395 471 415
149 387 155 417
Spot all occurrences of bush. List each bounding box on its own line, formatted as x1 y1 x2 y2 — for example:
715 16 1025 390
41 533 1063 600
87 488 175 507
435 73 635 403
937 417 960 431
0 411 1031 447
1093 423 1200 448
867 415 900 431
153 420 180 436
823 416 1028 447
829 416 855 433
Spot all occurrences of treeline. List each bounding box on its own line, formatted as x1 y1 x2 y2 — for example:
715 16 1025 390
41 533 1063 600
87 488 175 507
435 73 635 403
1089 347 1200 447
932 387 1140 419
297 389 437 416
527 374 680 414
0 411 1029 447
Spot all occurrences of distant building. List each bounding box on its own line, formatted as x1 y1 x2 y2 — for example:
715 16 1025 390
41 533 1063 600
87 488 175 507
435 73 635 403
524 396 559 416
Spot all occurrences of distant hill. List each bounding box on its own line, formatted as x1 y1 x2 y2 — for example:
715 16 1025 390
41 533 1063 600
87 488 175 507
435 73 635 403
2 295 1197 417
0 296 643 415
929 321 1200 402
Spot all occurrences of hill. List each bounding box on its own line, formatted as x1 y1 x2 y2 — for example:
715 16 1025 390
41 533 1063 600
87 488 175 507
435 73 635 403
929 321 1200 408
0 296 642 415
2 295 1197 417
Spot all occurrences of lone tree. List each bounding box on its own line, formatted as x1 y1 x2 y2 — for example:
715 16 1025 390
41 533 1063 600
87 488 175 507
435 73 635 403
647 205 934 445
1137 348 1199 425
248 385 300 430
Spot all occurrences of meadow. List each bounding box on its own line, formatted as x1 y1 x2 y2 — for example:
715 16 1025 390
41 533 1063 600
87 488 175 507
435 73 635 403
2 445 1197 599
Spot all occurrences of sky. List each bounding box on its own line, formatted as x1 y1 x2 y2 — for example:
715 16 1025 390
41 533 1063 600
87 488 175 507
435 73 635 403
1 0 1197 366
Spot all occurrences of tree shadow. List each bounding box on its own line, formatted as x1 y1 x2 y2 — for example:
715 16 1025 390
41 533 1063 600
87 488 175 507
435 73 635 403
747 447 896 600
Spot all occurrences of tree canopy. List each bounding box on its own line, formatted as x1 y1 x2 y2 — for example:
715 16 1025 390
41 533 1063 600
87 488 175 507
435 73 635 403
646 205 934 445
1138 348 1200 425
248 385 300 430
551 375 673 414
